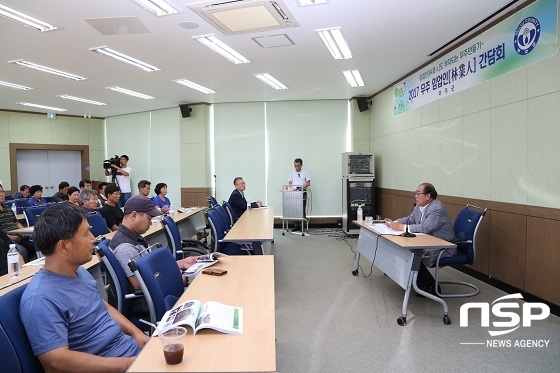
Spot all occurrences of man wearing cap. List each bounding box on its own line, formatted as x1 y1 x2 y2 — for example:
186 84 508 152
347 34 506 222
110 195 218 292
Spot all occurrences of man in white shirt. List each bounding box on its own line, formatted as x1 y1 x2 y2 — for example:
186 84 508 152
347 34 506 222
106 155 132 208
288 158 311 232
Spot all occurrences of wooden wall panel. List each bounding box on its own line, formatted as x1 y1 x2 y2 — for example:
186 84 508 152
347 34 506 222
181 187 213 208
489 211 526 289
526 217 560 305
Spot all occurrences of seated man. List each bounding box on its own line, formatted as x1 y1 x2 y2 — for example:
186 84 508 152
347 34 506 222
384 183 455 295
98 182 109 206
110 195 221 292
137 180 151 197
0 184 35 261
79 179 92 191
79 189 100 214
13 184 30 199
20 204 148 372
51 181 70 202
228 177 262 221
99 184 124 231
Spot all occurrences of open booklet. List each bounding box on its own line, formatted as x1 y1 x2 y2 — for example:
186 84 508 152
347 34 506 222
182 253 219 277
159 300 243 335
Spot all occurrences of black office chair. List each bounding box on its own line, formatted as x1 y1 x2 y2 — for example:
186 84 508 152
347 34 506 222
161 216 209 260
435 204 487 298
0 285 44 373
222 201 236 225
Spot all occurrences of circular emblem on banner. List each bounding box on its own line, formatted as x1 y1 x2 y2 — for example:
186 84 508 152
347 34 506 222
514 17 541 55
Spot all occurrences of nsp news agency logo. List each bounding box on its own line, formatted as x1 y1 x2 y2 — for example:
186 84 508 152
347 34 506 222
459 293 551 348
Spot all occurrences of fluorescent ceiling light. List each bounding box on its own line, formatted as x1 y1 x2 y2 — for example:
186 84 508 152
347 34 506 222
316 27 353 59
90 46 160 72
129 0 179 16
0 4 59 32
193 35 250 64
57 95 107 106
173 79 216 94
297 0 328 6
9 60 86 81
106 86 154 100
17 102 67 112
342 70 365 87
0 80 33 90
253 73 288 90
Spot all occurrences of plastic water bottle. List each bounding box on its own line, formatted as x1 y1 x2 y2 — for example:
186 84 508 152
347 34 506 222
7 243 20 279
11 203 17 215
357 205 363 222
169 204 174 218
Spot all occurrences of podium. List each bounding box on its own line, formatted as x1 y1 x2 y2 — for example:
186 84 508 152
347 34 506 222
281 185 308 236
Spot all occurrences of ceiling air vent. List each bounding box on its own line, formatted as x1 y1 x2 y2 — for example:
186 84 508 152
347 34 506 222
187 0 299 35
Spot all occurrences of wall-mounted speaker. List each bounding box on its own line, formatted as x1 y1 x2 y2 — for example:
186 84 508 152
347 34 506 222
356 97 369 112
179 104 192 118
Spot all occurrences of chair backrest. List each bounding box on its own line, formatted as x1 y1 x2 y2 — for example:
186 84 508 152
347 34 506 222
162 216 183 260
23 206 48 227
43 197 53 203
5 195 14 201
207 208 226 252
207 195 219 208
14 199 30 215
96 239 133 315
214 205 232 230
453 205 486 265
222 201 236 226
0 285 44 373
87 213 110 237
129 247 185 324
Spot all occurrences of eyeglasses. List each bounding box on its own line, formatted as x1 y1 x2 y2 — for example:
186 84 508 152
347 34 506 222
414 191 427 195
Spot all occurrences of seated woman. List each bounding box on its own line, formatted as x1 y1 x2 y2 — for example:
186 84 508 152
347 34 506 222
66 186 81 206
152 182 171 213
28 185 47 206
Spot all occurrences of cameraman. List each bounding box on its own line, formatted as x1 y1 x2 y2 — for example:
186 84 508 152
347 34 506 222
105 154 132 207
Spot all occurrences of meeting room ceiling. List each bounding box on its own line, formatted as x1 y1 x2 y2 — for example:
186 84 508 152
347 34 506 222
0 0 520 118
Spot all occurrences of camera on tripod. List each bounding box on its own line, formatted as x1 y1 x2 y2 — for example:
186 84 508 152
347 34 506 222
103 155 120 174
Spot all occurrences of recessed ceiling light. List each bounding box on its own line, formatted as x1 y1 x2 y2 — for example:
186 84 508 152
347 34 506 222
342 70 365 87
193 35 250 64
9 60 86 81
57 95 107 106
173 79 216 94
90 46 160 72
129 0 179 16
0 4 59 32
316 27 353 60
253 73 288 90
0 80 33 90
106 86 154 100
17 102 67 112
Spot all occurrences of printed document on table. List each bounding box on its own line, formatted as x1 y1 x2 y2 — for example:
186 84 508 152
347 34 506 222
371 223 405 235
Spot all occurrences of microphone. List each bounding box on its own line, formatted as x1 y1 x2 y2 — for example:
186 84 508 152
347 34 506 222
298 173 300 177
401 203 417 237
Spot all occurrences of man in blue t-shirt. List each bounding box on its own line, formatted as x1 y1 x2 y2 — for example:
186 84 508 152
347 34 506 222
20 204 149 372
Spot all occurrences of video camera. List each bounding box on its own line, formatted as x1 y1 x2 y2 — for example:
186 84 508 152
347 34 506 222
103 155 120 171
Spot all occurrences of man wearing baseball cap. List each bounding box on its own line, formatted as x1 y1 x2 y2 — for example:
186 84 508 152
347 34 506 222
110 196 221 293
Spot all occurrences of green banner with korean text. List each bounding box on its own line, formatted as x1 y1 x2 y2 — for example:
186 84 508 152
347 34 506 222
393 0 558 115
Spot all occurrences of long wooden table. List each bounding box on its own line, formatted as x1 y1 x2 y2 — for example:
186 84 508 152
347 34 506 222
128 256 276 373
0 255 100 296
223 207 274 243
104 207 206 244
353 221 456 326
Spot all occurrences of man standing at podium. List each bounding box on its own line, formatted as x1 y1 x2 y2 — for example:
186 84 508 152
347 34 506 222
288 158 311 232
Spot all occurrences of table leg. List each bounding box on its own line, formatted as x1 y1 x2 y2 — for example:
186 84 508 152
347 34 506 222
351 252 361 276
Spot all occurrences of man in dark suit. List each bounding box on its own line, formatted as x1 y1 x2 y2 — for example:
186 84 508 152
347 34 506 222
384 183 455 295
228 177 262 221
